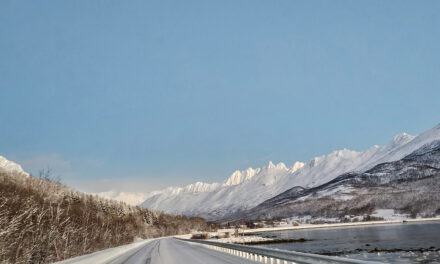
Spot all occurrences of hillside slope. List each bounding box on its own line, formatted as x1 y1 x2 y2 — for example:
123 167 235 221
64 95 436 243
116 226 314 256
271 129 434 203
0 167 214 263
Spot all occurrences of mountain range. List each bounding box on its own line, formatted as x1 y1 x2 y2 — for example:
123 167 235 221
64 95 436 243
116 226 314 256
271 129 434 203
2 124 439 221
140 124 440 220
234 139 440 221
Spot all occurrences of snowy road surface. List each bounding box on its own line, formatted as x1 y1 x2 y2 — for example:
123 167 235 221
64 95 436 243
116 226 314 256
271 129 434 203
60 238 258 264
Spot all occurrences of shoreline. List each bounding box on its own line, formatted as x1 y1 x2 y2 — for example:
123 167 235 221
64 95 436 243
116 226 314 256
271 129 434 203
243 217 440 234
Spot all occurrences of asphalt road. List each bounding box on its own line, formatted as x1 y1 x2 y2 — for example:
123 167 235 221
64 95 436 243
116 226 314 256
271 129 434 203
107 238 257 264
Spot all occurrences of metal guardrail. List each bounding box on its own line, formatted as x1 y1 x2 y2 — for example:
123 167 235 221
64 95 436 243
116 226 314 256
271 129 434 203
178 238 382 264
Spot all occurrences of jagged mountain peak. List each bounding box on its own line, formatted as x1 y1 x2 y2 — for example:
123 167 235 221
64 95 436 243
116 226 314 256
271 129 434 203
222 161 301 187
224 167 259 186
389 132 415 146
290 161 305 172
183 181 219 193
266 161 288 170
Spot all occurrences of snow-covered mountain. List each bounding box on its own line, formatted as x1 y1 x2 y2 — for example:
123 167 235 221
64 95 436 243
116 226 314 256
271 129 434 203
0 155 29 176
96 190 151 206
240 139 440 220
141 124 440 220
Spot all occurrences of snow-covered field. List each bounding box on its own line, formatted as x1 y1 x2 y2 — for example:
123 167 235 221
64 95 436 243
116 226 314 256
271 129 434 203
370 209 410 221
280 210 410 225
58 239 155 264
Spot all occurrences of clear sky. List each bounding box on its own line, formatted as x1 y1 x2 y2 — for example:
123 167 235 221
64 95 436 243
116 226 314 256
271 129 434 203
1 0 439 194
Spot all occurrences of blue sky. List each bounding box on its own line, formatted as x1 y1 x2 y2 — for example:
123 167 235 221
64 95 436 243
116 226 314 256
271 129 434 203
1 0 439 194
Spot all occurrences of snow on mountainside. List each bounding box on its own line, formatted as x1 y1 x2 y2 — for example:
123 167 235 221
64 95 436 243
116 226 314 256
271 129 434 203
240 139 440 220
141 161 305 219
141 124 440 220
0 155 29 176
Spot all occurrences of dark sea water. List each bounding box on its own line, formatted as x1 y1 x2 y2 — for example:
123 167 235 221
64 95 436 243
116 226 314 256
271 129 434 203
252 222 440 263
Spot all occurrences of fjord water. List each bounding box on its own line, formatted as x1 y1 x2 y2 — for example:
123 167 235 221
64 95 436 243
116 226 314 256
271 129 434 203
253 222 440 263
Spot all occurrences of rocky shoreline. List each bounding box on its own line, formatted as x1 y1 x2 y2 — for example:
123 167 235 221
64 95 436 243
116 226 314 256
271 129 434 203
318 246 440 256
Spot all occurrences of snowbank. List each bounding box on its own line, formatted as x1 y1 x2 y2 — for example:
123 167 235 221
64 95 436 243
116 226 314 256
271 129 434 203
57 239 154 264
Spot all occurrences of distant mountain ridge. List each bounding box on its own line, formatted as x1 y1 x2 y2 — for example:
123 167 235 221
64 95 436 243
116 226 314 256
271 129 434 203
141 124 440 220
